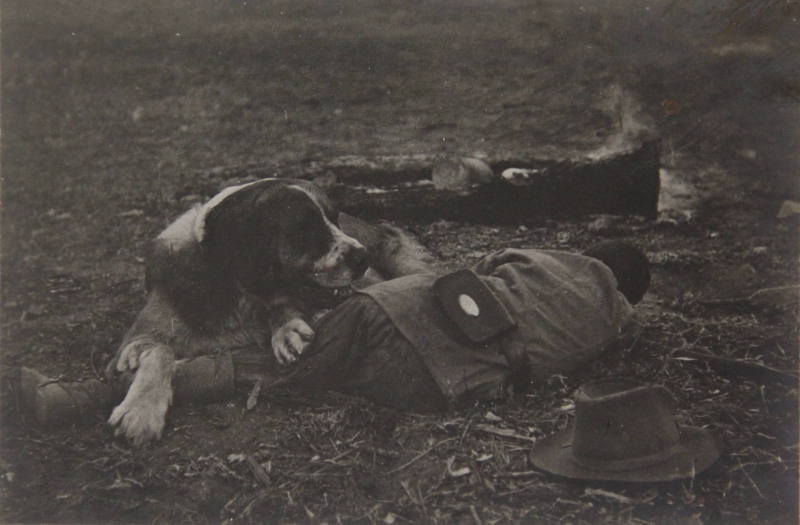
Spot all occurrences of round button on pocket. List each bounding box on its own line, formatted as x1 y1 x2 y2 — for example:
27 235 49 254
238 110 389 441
458 294 480 316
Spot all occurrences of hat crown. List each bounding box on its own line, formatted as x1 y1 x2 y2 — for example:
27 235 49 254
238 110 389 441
572 379 680 467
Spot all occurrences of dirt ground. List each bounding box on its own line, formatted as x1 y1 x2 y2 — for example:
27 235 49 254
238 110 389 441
1 1 798 523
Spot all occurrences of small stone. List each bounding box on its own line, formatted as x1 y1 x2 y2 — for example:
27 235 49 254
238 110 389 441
432 156 493 193
777 200 800 219
656 209 694 227
118 209 144 218
484 411 502 422
47 209 72 221
650 250 681 266
500 167 542 185
179 194 202 204
25 304 46 317
731 264 757 283
739 149 757 160
587 215 620 234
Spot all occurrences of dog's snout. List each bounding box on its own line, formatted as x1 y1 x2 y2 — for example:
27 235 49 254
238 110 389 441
345 245 369 277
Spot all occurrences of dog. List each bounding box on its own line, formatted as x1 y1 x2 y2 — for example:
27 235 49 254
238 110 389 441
106 177 437 445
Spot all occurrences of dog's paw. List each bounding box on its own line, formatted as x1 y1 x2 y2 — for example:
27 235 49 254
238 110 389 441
108 391 171 446
272 318 314 365
108 344 175 446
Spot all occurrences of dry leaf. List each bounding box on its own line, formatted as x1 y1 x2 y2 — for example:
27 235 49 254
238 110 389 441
446 456 471 477
245 379 262 411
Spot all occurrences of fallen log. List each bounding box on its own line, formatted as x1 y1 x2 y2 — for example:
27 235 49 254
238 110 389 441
185 140 661 224
328 140 661 223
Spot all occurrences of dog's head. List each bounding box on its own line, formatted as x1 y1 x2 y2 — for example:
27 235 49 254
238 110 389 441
202 179 369 294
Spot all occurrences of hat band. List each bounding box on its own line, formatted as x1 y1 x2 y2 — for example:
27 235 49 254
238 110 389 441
570 440 685 472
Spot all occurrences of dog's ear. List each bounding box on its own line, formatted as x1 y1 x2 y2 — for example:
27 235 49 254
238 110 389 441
202 185 284 297
145 237 239 333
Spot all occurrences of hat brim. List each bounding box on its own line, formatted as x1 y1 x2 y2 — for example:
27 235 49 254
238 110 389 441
530 425 720 482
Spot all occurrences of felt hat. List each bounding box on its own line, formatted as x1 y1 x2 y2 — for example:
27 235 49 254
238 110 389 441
530 378 720 482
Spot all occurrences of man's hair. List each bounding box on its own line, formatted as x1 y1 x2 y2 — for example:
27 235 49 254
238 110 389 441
583 241 651 305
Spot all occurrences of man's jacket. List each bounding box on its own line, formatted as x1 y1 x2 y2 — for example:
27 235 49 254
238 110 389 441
360 249 638 404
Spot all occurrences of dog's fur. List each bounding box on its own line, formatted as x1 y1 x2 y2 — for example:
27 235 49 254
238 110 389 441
107 178 437 445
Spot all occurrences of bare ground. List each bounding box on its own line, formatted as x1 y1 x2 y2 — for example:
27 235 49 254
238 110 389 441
1 1 798 523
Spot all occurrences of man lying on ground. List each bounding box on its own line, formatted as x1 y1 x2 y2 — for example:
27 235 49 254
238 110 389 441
18 241 650 428
270 240 650 412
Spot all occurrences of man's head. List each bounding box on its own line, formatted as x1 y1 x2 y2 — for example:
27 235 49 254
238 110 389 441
583 241 650 305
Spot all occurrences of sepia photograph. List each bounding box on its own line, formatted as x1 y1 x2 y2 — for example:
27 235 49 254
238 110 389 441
1 1 798 523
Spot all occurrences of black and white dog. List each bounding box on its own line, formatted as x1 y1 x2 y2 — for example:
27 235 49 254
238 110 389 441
106 178 435 445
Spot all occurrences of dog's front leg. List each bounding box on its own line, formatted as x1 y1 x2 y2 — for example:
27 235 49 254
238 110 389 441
264 293 314 365
108 340 176 446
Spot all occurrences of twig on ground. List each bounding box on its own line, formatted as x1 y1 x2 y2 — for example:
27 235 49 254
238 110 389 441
470 505 483 525
736 458 765 499
245 379 262 411
386 438 458 474
493 470 543 479
474 424 536 442
583 488 636 505
671 349 798 385
246 455 271 488
458 413 475 446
